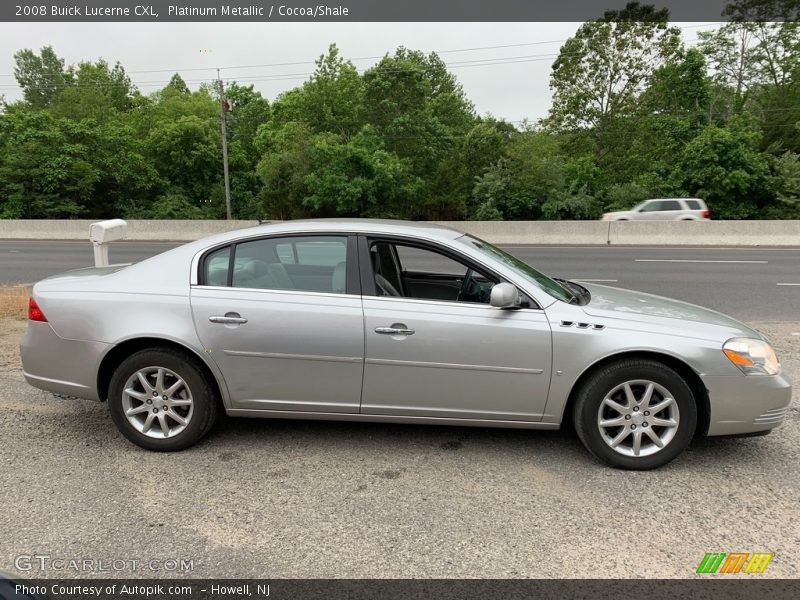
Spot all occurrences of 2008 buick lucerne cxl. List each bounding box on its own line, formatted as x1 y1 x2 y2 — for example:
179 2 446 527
20 220 791 469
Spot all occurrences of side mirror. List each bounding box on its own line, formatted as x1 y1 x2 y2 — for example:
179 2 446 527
489 282 520 309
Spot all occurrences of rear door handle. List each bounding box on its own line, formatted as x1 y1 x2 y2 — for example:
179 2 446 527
209 312 248 325
375 323 415 336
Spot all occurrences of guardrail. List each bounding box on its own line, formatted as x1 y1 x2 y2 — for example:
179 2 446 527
1 219 799 246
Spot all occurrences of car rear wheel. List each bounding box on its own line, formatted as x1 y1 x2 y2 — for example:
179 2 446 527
108 348 218 451
573 359 696 470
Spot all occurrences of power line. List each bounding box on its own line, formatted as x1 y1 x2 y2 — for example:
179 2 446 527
0 21 724 79
0 36 708 92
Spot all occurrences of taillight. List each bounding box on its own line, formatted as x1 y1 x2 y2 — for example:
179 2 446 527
28 297 47 322
702 210 710 219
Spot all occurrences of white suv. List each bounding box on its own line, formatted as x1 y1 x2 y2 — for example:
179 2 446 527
601 198 710 221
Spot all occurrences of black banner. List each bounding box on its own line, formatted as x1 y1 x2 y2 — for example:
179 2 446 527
1 0 798 23
4 579 800 600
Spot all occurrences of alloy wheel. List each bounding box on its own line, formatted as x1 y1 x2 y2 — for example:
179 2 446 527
596 379 680 458
121 366 194 439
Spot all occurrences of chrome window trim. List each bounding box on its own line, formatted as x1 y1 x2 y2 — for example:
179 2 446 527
192 284 357 301
362 294 545 313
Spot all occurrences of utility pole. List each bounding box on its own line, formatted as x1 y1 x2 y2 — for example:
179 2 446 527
217 69 232 220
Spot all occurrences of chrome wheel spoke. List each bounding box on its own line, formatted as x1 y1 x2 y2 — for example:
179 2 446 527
649 416 678 428
155 368 166 393
599 416 626 428
137 372 154 393
609 427 632 448
632 429 644 456
158 414 170 437
141 411 156 433
170 398 192 407
639 383 654 409
125 404 149 417
165 379 184 398
602 398 628 415
124 388 149 402
648 397 674 415
623 383 636 407
643 427 665 448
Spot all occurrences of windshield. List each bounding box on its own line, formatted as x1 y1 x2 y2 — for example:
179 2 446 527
460 235 575 303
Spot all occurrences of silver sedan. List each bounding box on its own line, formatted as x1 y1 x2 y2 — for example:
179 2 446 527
20 220 791 469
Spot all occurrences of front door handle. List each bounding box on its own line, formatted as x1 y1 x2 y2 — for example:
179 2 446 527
209 312 248 325
375 323 415 336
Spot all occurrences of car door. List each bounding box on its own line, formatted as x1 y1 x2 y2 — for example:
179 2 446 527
636 200 664 220
191 234 364 413
359 236 552 422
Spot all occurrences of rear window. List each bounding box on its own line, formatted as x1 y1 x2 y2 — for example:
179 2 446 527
660 200 682 211
685 200 701 210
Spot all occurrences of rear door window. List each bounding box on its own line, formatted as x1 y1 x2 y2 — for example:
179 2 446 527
202 236 349 293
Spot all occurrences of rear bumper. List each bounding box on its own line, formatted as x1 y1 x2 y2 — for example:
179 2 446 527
703 372 792 436
20 321 107 401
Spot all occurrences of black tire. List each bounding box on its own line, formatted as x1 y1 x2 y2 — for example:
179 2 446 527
572 359 697 470
108 348 218 451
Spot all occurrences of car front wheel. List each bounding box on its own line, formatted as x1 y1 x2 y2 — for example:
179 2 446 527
573 359 697 470
108 348 218 451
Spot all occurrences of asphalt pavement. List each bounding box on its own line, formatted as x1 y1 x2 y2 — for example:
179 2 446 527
1 240 798 321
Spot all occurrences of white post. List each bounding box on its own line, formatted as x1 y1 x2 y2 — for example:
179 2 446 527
92 242 110 267
89 219 128 267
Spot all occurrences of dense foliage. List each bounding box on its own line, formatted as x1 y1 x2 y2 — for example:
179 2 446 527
1 5 799 220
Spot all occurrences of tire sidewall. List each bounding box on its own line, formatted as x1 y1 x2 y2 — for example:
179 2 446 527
108 349 214 451
575 361 697 470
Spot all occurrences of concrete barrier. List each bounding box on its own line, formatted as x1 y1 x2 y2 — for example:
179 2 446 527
0 219 798 246
606 219 800 246
0 219 259 241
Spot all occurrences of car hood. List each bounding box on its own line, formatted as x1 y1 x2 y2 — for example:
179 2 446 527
578 282 763 339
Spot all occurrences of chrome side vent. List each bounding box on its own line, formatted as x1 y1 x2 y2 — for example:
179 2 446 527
560 321 605 331
754 407 789 425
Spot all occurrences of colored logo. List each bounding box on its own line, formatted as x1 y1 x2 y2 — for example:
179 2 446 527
696 552 773 574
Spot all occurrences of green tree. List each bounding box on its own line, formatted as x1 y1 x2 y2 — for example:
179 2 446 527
676 116 771 218
548 2 680 134
13 46 74 109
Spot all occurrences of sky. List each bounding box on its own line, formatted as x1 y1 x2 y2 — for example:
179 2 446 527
0 22 719 123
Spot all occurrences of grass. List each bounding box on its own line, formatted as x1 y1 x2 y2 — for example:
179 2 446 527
0 285 31 319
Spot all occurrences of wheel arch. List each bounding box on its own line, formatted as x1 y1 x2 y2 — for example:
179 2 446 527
96 337 227 408
563 350 710 437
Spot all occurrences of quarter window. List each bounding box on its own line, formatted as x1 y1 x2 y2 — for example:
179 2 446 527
204 246 231 287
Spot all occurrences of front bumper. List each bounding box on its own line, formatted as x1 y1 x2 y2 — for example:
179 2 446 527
20 321 107 401
703 372 792 436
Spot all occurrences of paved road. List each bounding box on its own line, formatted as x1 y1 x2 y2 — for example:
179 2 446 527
1 241 799 321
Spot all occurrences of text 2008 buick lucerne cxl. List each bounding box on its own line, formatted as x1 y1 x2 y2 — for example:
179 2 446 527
20 220 791 469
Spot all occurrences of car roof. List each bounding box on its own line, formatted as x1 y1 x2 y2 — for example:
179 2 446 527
192 218 466 248
644 198 705 203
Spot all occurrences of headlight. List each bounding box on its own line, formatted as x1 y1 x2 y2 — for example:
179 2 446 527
723 338 780 376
